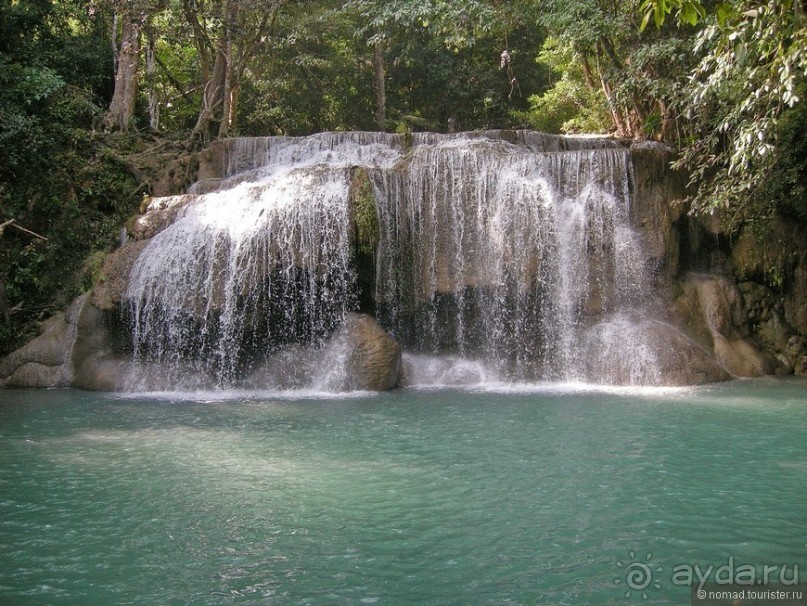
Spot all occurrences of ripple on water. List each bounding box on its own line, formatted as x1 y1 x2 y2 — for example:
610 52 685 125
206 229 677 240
0 380 805 604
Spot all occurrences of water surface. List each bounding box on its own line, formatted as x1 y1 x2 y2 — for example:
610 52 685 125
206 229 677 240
1 378 805 604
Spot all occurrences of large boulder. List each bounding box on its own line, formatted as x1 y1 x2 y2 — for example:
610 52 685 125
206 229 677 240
324 313 401 391
0 293 134 391
0 294 132 391
0 296 86 388
245 313 402 391
71 300 131 391
125 194 191 241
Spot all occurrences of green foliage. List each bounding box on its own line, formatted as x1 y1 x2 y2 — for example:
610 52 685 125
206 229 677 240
381 21 547 132
0 0 140 355
757 101 807 223
640 0 706 31
517 38 611 133
238 1 376 135
148 34 203 132
519 78 609 133
236 0 547 135
345 0 505 50
672 0 807 218
529 0 700 140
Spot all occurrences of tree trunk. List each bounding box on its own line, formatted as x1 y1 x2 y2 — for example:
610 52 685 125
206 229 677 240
218 37 235 138
192 0 238 140
111 13 119 73
187 0 280 141
578 50 596 89
372 39 386 131
182 0 212 80
146 27 159 130
193 47 228 139
599 72 627 137
104 9 143 132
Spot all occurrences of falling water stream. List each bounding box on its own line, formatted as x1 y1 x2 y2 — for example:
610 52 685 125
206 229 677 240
124 132 660 390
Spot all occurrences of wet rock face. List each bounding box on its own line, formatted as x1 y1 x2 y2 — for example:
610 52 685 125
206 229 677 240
628 143 688 284
673 205 807 375
70 300 131 391
674 275 792 378
581 314 733 386
91 240 150 311
0 297 85 388
125 195 192 241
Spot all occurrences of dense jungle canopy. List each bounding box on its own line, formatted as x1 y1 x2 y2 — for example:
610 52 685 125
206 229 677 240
0 0 805 354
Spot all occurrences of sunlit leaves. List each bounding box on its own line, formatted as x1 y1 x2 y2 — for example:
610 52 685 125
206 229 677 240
639 0 705 31
673 0 807 215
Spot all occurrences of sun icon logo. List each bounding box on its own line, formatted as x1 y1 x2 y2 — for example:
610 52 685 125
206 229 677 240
614 551 663 599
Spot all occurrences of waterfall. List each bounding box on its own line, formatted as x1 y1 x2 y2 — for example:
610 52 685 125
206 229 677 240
372 136 653 382
124 131 660 389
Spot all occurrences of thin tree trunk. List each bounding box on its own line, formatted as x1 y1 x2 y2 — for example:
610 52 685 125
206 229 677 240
192 0 237 140
578 50 596 89
229 85 239 133
599 36 622 69
372 39 386 131
598 36 645 137
111 13 119 74
188 0 281 141
599 73 627 137
193 48 226 139
182 0 212 80
218 37 234 137
146 28 159 130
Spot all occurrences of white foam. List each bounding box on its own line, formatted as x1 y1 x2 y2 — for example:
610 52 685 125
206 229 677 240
112 388 378 403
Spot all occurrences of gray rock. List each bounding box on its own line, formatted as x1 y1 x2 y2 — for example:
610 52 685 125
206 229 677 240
125 195 190 240
71 299 131 391
583 315 732 386
0 293 133 391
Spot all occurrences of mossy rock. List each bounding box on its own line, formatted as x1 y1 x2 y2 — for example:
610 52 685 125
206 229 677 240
348 167 380 256
732 218 802 291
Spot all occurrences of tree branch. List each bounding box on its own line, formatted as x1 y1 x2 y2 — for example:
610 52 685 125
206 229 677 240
0 219 48 241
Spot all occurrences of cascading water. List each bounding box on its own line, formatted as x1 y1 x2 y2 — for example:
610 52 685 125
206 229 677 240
371 135 655 383
124 131 660 389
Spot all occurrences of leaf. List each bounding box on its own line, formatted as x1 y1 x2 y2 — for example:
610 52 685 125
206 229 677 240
715 3 735 27
676 1 706 26
640 8 653 31
734 42 747 65
654 4 666 29
680 2 696 26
